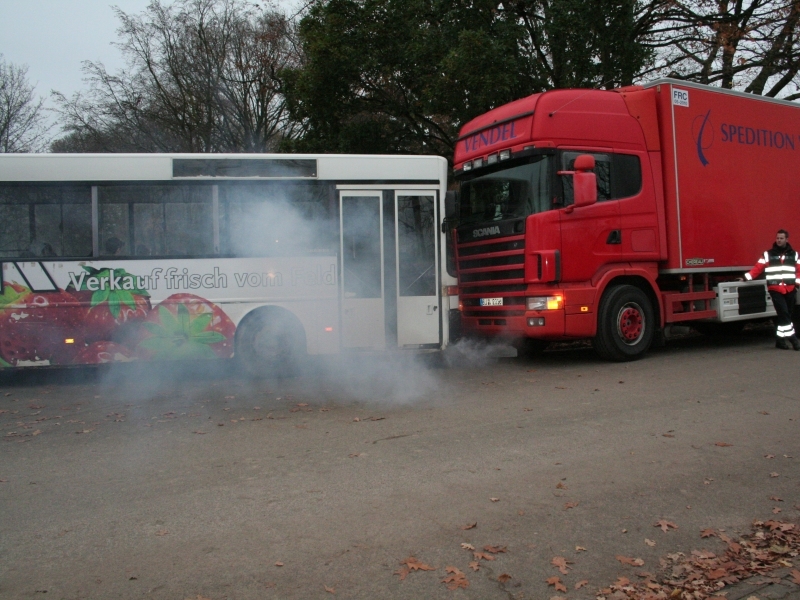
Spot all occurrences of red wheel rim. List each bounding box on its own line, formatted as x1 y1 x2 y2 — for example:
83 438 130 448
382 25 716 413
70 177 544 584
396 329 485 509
617 303 644 344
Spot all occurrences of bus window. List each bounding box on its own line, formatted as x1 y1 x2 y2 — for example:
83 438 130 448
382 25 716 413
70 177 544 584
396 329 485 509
219 182 336 257
0 184 92 258
98 184 213 257
397 195 436 297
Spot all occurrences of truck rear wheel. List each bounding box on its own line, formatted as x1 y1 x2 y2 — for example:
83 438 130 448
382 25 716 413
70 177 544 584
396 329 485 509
593 285 654 361
235 308 306 378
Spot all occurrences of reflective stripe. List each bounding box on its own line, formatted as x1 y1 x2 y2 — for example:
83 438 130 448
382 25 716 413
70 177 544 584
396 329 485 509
777 329 796 337
745 273 753 280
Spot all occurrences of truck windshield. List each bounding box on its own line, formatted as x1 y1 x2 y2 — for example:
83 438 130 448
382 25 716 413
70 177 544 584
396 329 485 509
458 156 551 225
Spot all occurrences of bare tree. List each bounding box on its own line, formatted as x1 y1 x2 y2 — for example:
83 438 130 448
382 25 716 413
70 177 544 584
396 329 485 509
0 55 49 152
53 0 299 153
647 0 800 100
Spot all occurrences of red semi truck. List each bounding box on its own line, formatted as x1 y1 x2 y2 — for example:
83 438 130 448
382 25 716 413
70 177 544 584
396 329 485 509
449 79 800 360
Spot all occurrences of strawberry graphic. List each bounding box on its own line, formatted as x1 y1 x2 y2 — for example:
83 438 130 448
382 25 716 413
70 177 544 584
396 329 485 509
0 282 85 365
67 266 151 343
136 293 235 360
74 341 134 364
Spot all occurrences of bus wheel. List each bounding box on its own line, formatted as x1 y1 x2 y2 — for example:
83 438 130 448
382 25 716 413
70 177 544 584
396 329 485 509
235 308 306 378
593 285 654 361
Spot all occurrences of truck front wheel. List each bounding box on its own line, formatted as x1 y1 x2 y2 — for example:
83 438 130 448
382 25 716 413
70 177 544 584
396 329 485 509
593 285 655 361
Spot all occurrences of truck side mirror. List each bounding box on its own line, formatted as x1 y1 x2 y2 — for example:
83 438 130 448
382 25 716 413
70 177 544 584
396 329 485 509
557 154 598 208
445 190 459 220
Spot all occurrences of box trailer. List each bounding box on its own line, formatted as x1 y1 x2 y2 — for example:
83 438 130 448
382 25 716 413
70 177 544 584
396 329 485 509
449 79 800 359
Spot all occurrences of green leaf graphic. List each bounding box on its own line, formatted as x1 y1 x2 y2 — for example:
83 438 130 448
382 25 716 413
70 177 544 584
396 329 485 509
0 284 30 309
189 313 212 335
91 288 110 307
138 302 227 360
109 297 121 319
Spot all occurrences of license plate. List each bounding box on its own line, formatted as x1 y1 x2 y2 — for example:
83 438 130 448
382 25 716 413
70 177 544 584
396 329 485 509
480 297 503 306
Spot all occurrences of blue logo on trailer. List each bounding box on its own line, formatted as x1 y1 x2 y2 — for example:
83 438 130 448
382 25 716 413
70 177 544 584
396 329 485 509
692 109 714 167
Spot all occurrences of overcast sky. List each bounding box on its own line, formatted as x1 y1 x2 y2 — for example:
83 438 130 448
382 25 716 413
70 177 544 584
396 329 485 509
0 0 299 104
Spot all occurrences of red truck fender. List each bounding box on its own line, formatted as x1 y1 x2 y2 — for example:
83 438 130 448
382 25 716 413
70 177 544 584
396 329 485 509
591 263 664 332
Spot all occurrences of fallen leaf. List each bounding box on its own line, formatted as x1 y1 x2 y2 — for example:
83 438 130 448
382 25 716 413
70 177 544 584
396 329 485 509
576 545 587 552
518 510 525 516
770 472 780 477
473 551 495 561
348 453 361 458
460 543 474 551
497 573 512 583
275 561 284 567
490 497 500 502
556 482 566 489
461 522 477 530
616 555 644 566
551 556 572 574
773 507 782 514
394 567 409 580
790 569 800 584
662 433 675 438
155 529 169 536
765 454 775 459
353 417 360 422
706 568 727 580
546 576 567 593
468 561 480 571
324 585 335 594
400 556 435 572
715 441 733 447
700 528 716 538
645 538 656 546
770 496 783 502
575 579 589 589
563 501 579 510
654 519 678 532
484 545 507 554
442 566 469 590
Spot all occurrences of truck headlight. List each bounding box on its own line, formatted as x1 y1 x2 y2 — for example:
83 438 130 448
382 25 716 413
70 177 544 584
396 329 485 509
526 296 563 311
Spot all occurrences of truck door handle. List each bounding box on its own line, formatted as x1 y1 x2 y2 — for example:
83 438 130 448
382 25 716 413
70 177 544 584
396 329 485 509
606 230 622 245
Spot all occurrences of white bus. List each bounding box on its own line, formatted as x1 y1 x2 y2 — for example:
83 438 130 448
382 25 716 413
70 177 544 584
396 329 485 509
0 154 456 373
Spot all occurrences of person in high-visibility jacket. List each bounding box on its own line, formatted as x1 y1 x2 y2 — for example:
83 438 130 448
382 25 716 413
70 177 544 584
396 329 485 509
745 229 800 350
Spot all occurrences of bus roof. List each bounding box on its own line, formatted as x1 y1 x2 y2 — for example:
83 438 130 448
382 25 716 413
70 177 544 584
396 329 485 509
0 153 448 183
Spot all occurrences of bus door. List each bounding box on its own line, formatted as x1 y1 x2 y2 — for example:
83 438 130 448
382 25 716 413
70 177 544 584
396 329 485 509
340 192 385 349
394 191 439 347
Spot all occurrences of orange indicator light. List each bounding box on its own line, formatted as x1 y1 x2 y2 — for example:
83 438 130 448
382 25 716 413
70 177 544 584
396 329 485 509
65 338 75 344
580 306 589 313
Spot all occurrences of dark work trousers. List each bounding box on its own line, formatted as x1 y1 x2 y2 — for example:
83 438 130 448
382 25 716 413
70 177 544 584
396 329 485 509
769 290 797 339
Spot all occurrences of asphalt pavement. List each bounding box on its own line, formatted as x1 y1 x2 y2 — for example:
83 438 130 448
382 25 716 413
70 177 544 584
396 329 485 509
1 325 798 599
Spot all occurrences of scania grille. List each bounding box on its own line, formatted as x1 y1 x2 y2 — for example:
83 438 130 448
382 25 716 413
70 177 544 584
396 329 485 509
457 234 526 288
456 234 527 318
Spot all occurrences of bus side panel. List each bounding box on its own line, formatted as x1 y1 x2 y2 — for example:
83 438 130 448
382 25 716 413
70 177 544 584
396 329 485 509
0 257 338 367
